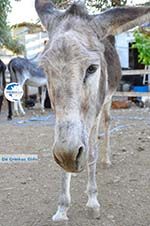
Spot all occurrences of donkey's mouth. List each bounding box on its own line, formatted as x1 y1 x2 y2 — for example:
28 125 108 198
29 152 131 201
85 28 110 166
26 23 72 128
53 153 84 173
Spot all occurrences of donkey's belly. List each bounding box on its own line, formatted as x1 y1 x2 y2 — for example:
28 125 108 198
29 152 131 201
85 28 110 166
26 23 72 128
26 77 47 87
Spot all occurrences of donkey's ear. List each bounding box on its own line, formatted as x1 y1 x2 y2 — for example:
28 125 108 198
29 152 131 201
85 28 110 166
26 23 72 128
92 7 150 38
35 0 63 30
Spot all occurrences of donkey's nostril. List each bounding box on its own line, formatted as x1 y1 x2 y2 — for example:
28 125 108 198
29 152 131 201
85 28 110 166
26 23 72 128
76 146 84 161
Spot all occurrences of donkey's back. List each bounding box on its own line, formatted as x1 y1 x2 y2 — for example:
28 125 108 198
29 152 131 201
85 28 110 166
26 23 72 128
8 57 46 84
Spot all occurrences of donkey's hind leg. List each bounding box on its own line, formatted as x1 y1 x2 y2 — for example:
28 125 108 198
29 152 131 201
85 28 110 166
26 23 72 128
14 90 25 116
40 85 46 112
100 100 112 167
13 77 26 116
18 100 25 115
14 100 25 116
17 78 27 115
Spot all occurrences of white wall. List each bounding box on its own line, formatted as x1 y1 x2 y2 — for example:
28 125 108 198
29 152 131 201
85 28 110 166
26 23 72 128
25 32 48 59
115 31 134 68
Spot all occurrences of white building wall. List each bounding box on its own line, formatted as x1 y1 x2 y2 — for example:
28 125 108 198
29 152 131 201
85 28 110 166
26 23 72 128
24 32 48 95
115 31 135 68
25 32 48 59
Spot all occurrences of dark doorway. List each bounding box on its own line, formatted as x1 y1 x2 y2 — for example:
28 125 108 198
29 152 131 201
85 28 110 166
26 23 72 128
129 42 144 69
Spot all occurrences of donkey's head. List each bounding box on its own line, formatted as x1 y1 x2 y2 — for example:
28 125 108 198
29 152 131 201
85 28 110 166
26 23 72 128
35 0 150 172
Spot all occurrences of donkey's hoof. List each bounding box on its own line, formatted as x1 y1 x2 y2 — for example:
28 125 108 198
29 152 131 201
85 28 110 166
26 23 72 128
101 159 112 168
52 212 68 222
20 113 25 117
72 173 78 177
13 112 19 117
41 109 45 114
87 207 100 219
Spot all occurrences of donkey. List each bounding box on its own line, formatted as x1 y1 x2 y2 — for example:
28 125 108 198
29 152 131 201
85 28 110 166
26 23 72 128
35 0 150 221
0 59 12 120
8 57 48 116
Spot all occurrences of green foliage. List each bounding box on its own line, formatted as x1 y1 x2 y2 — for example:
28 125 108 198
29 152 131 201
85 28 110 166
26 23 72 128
87 0 127 11
52 0 127 10
0 0 11 18
0 28 25 54
0 0 24 54
132 30 150 66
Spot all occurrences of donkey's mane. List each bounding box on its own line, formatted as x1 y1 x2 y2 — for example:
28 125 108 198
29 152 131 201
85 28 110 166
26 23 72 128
65 3 90 19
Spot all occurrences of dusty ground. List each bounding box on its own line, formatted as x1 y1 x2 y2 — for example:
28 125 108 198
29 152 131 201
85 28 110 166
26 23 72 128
0 105 150 226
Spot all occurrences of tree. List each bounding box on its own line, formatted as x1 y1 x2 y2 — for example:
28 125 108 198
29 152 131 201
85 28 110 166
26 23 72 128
44 0 128 10
0 0 24 54
132 28 150 66
87 0 127 11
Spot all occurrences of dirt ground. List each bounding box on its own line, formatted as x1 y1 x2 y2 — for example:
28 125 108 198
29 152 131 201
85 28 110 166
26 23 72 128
0 105 150 226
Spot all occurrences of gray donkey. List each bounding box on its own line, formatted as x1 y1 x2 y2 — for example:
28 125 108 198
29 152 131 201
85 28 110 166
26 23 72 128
8 57 48 116
35 0 150 221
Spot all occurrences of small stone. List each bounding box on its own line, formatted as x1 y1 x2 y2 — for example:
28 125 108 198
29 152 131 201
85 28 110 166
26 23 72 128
114 177 121 183
129 178 138 182
137 147 144 152
27 177 32 181
121 147 127 152
107 214 115 220
21 181 27 185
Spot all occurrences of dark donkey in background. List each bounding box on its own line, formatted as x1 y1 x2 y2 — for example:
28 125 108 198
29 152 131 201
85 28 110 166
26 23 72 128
35 0 150 221
0 59 12 120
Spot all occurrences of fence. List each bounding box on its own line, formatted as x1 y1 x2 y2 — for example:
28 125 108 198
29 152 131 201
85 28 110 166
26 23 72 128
115 69 150 98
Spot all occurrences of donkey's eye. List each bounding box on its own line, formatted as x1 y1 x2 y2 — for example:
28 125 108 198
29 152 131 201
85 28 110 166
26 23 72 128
84 64 98 83
86 64 98 75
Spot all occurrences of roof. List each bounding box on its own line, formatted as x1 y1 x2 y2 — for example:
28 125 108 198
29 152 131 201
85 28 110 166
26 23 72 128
11 22 44 34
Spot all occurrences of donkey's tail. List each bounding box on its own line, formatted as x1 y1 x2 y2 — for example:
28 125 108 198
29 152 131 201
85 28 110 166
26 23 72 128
8 60 18 83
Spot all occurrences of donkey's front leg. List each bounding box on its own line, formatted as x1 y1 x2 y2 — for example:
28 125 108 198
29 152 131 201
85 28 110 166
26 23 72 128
52 172 71 221
86 133 100 218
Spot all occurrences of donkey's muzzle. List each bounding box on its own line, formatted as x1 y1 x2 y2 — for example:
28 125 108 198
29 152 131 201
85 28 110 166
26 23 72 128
53 145 86 173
